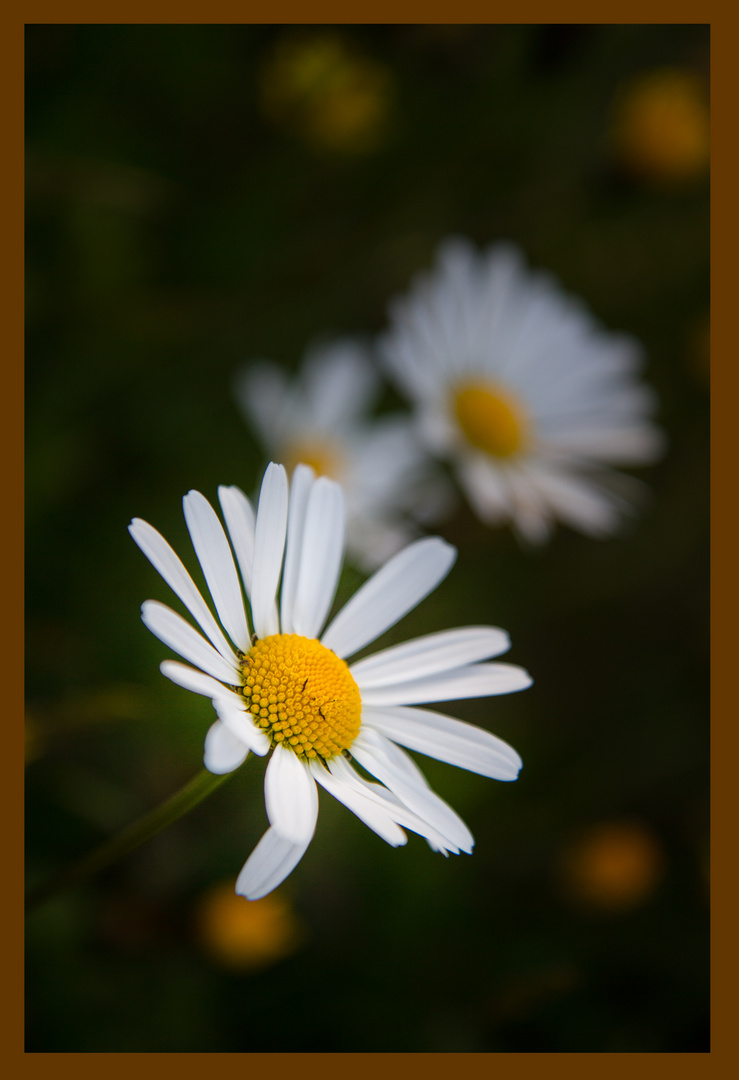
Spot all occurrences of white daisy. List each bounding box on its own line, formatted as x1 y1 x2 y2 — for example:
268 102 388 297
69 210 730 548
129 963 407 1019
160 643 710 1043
380 237 666 544
130 462 531 900
233 338 450 570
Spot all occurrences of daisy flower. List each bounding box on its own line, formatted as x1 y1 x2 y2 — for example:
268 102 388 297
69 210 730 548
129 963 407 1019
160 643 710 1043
234 338 449 570
130 462 531 900
380 237 665 544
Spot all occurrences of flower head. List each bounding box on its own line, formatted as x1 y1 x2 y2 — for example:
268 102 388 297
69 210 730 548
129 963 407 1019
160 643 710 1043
380 237 665 544
235 339 448 570
130 462 531 899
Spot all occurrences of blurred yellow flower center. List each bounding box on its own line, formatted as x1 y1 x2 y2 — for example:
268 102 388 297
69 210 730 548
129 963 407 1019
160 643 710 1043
453 381 528 458
283 439 342 481
241 634 361 760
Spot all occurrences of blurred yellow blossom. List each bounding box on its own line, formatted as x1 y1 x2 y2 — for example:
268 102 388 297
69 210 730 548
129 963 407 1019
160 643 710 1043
260 33 394 154
557 820 664 912
610 68 709 185
196 879 304 971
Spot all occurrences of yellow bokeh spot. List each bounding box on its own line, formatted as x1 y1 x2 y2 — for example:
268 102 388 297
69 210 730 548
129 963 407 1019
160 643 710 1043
283 439 342 482
196 881 303 971
241 634 362 760
453 380 529 459
559 821 664 912
611 68 710 185
260 34 393 155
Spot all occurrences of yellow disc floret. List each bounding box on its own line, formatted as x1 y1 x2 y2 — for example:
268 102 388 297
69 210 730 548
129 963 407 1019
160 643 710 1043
283 438 343 482
241 634 361 760
453 380 529 459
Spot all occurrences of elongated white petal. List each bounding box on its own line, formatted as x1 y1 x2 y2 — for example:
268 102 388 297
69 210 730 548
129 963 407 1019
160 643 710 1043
324 755 459 853
359 661 533 706
251 463 288 639
203 720 249 774
182 490 250 651
350 728 474 852
358 784 461 855
321 537 457 659
129 518 236 663
236 827 311 901
309 759 407 847
159 660 244 705
362 704 522 780
304 338 380 428
280 463 315 635
233 361 289 450
218 485 256 598
292 477 345 639
264 744 319 845
141 601 241 685
213 698 270 756
350 626 511 689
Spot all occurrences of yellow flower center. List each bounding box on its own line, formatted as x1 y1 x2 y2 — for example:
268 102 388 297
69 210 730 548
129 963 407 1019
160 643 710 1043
283 439 342 481
241 634 362 760
453 381 528 459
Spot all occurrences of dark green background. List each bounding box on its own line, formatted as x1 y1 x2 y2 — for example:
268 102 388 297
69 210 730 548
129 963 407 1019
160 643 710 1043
25 24 709 1052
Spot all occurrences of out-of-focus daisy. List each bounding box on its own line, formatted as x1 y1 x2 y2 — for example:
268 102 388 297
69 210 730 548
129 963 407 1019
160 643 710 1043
130 463 531 900
234 339 449 570
380 237 665 544
609 67 710 186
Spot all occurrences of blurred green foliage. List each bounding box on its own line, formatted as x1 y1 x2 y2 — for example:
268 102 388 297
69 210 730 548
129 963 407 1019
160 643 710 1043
25 24 709 1052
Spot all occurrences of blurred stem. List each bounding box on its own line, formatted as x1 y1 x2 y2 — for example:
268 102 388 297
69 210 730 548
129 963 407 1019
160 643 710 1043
25 768 233 913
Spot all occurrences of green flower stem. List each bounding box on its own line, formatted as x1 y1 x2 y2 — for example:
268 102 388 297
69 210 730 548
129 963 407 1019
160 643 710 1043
25 767 234 913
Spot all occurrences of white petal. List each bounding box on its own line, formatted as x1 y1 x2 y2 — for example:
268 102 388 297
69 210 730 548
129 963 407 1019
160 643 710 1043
129 517 236 663
233 361 288 451
350 728 474 853
323 755 459 853
280 463 315 635
218 485 256 598
213 698 271 756
456 455 514 525
524 462 626 538
359 661 533 706
303 339 380 429
350 626 511 689
309 758 407 847
292 477 346 639
141 601 241 685
203 719 249 774
182 490 250 651
350 780 461 855
159 660 245 705
251 463 288 639
362 704 522 780
264 744 319 845
321 537 457 659
543 425 666 464
236 827 311 901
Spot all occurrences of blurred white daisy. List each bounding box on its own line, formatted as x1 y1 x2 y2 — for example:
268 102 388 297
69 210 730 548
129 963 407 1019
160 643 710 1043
380 237 665 544
233 339 449 570
130 462 531 900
